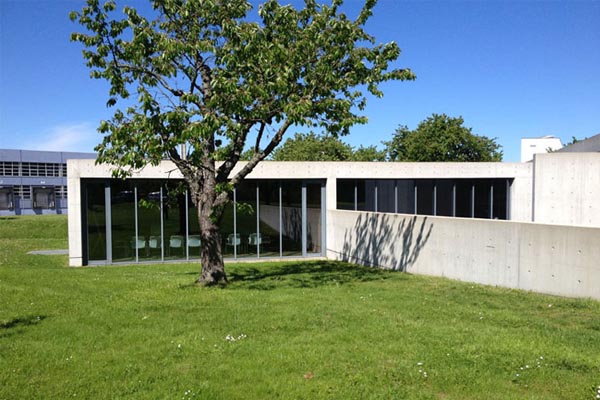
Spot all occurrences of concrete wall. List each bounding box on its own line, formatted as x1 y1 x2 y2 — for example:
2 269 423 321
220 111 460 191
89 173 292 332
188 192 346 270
533 153 600 228
327 209 600 300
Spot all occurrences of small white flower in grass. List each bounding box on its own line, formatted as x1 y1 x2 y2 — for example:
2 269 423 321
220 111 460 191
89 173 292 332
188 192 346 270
177 344 182 349
417 362 423 366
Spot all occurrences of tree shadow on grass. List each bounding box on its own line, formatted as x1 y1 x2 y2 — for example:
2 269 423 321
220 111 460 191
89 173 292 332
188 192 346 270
224 260 403 290
0 315 47 338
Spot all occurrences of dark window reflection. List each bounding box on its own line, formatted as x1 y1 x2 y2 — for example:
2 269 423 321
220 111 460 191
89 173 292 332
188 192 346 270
336 179 355 210
306 182 322 254
416 180 434 216
436 180 454 217
474 180 492 219
377 180 395 213
259 181 281 257
85 180 107 262
396 180 415 214
281 180 302 256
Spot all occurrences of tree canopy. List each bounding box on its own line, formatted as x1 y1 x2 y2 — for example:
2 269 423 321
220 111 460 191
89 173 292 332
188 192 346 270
70 0 414 284
384 114 502 162
271 132 385 161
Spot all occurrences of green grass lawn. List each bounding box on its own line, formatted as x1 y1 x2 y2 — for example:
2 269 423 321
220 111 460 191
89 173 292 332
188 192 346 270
1 215 599 399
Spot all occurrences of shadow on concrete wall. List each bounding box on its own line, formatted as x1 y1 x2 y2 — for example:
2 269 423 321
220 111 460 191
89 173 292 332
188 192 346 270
337 213 433 271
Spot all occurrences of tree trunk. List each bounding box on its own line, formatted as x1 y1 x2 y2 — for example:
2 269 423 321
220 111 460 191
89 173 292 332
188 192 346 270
196 211 227 285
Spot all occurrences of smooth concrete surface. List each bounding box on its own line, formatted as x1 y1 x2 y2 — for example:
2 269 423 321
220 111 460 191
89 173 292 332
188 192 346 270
327 209 600 300
69 159 532 180
67 161 84 266
533 153 600 228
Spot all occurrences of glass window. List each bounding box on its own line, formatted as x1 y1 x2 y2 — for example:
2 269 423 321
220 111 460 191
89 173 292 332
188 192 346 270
0 162 19 176
396 180 415 214
416 180 434 216
110 180 136 262
364 180 376 211
187 195 201 260
377 180 395 213
492 179 509 220
259 181 281 257
136 180 163 261
163 181 187 261
336 179 355 210
356 180 367 211
85 180 107 262
474 180 492 219
436 180 454 217
235 181 257 258
306 182 323 254
281 180 302 256
455 180 473 218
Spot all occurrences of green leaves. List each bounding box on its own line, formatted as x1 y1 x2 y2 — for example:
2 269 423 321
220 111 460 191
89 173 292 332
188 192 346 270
71 0 413 187
271 132 385 161
384 114 503 162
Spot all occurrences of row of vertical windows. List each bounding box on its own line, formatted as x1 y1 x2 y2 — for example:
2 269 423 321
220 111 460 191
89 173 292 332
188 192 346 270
0 162 20 176
0 185 66 200
83 179 324 264
21 162 63 177
0 162 67 177
337 179 511 220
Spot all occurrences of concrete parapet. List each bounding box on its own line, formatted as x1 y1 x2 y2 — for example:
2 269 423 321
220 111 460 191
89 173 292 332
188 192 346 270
327 210 600 299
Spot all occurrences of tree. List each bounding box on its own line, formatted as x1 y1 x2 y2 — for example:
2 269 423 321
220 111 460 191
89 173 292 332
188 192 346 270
70 0 415 285
384 114 502 162
271 132 385 161
271 132 353 161
351 145 386 161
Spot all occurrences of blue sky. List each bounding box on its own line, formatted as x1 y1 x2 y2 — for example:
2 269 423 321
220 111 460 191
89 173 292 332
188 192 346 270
1 0 598 162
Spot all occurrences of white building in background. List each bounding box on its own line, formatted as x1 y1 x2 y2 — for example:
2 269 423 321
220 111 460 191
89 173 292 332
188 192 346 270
66 152 600 300
520 135 563 162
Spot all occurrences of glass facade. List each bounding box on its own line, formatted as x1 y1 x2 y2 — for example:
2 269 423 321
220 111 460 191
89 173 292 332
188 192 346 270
337 178 512 220
81 178 324 265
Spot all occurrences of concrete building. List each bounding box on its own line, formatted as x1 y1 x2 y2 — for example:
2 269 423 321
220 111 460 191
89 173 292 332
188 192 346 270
555 133 600 153
520 135 563 162
66 152 600 299
0 149 96 216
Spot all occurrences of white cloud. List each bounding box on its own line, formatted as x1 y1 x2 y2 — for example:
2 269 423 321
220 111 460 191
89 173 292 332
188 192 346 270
29 122 101 153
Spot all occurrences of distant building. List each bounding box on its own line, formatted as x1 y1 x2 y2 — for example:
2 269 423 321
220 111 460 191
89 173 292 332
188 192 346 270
520 135 563 162
0 149 96 216
555 133 600 153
